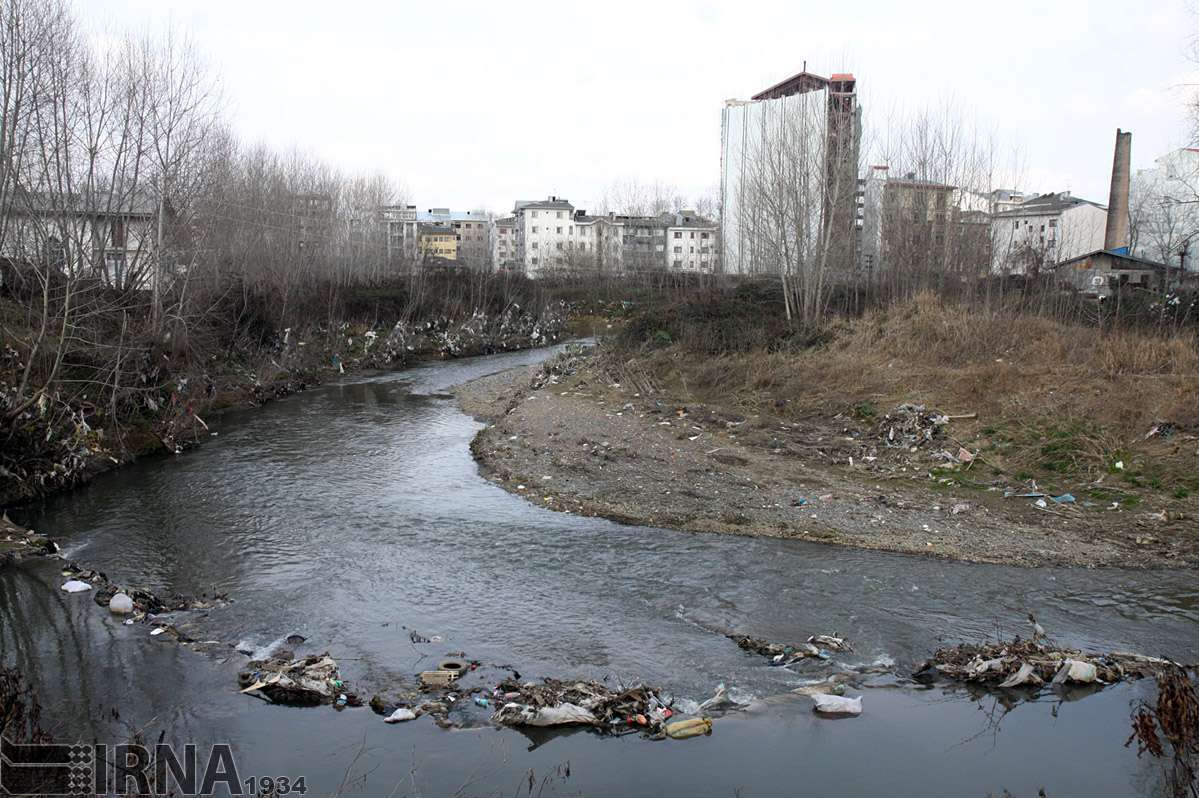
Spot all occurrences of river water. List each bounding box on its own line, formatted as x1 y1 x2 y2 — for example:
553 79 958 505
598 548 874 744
3 346 1198 796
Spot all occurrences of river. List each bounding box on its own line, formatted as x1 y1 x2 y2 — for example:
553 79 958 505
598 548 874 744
3 345 1198 796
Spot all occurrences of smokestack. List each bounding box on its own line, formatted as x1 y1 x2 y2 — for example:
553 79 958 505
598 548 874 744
1104 128 1131 252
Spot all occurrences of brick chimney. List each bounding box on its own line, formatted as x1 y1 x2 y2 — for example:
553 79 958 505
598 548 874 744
1104 129 1131 252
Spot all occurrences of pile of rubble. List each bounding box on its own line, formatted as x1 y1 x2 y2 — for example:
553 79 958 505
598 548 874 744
238 652 354 707
727 632 852 666
916 636 1171 691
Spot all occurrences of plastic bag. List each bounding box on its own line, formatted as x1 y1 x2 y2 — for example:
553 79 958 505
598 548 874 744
811 693 862 716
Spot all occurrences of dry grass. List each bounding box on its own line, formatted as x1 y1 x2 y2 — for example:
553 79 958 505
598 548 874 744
614 293 1199 497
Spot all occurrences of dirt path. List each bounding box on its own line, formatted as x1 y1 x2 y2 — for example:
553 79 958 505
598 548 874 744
457 357 1199 568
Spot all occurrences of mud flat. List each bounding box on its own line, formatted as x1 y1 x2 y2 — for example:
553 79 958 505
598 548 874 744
457 355 1199 568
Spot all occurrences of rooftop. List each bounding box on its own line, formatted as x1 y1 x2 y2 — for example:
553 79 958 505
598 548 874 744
1060 248 1169 271
993 192 1104 217
514 196 574 212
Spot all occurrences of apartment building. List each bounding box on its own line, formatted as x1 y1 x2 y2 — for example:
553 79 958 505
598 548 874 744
572 211 625 272
991 192 1107 275
418 224 457 261
1131 147 1199 272
493 217 517 269
665 210 718 272
721 65 861 275
513 196 576 276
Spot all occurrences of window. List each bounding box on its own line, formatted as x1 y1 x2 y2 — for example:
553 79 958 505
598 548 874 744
110 220 126 249
689 247 694 254
531 257 539 264
532 226 539 233
1049 218 1057 228
532 242 539 249
701 232 709 240
674 231 682 239
689 232 695 239
556 211 563 219
556 227 562 234
532 211 539 218
673 246 682 253
673 259 682 267
556 242 564 250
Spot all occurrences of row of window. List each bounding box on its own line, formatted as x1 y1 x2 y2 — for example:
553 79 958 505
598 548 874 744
672 231 711 240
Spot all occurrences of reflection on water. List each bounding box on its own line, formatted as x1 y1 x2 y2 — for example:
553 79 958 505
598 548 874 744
3 345 1192 796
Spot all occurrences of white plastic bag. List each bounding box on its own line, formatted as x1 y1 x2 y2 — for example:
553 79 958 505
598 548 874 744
61 580 92 593
811 693 862 716
497 702 597 727
1052 659 1099 685
108 593 134 614
384 708 417 723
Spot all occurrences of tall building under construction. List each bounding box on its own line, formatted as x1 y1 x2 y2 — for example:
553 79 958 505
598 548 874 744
719 66 861 275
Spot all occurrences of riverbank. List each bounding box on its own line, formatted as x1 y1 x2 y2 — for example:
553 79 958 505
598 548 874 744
458 352 1199 568
1 300 568 509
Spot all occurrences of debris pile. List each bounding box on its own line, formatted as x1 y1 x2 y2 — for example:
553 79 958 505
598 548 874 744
875 404 949 449
727 632 852 665
490 678 684 735
238 652 353 706
917 637 1171 691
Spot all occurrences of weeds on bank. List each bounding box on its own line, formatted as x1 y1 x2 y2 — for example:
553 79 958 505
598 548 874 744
607 290 1199 506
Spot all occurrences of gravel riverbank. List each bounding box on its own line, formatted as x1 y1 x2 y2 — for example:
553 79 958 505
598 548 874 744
457 357 1199 569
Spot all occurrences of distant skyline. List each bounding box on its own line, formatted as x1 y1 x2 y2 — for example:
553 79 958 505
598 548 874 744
87 0 1198 213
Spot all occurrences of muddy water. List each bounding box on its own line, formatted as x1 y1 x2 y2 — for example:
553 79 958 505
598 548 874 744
4 345 1197 797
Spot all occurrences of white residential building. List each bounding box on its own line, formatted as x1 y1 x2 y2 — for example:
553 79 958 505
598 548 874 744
1131 147 1199 272
513 196 576 277
990 192 1107 275
665 210 718 272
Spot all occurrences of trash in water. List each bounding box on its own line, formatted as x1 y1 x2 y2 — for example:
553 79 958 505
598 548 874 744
149 627 166 637
1052 659 1098 685
108 592 134 615
665 717 713 739
61 580 92 593
473 696 490 707
238 653 343 706
490 678 668 733
916 632 1169 695
496 702 597 727
727 632 851 665
810 693 862 716
419 670 459 688
384 708 417 723
698 683 748 713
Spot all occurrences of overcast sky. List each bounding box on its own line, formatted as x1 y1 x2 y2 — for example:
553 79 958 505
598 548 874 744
88 0 1198 214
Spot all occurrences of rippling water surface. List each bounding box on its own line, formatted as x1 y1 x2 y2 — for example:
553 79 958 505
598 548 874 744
4 346 1197 796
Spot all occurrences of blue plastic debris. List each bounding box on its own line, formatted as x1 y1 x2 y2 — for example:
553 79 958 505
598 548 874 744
473 696 490 707
1051 494 1076 504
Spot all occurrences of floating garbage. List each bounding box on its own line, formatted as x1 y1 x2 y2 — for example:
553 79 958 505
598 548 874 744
61 580 92 593
384 708 417 724
419 670 459 688
665 718 713 739
497 702 598 727
238 652 344 706
727 632 851 665
915 633 1172 695
490 678 668 733
811 693 862 717
108 592 134 615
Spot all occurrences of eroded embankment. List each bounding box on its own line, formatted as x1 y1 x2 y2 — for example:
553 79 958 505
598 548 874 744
457 352 1199 568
